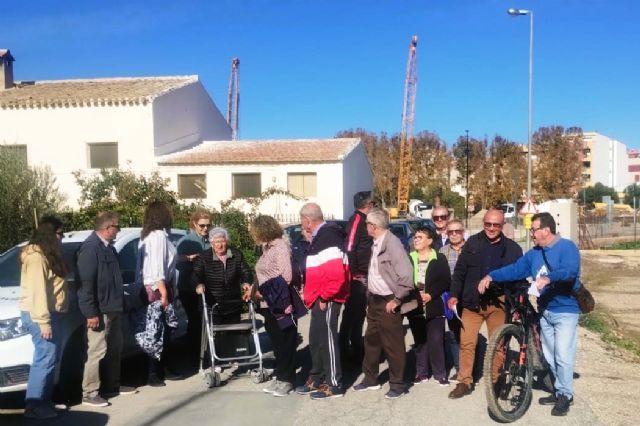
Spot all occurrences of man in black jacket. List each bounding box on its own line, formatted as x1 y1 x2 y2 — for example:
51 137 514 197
77 212 136 407
339 191 374 364
447 208 523 399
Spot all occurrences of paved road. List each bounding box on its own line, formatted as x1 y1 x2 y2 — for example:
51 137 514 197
1 315 603 426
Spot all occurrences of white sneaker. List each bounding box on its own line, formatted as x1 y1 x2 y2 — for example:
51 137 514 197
273 381 293 397
263 378 279 394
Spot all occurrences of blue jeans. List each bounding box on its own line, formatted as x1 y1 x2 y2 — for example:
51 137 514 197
539 310 579 398
21 311 61 407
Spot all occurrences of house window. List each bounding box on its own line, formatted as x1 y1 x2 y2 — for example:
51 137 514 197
287 173 317 198
88 142 118 168
0 144 27 163
232 173 261 198
178 174 207 199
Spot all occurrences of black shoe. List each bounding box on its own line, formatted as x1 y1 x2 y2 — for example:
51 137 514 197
82 395 109 407
551 394 572 416
102 386 139 398
164 367 184 381
539 394 573 406
147 374 166 387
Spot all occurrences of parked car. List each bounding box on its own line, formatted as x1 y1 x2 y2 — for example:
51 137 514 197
0 228 186 396
406 218 437 233
389 220 414 252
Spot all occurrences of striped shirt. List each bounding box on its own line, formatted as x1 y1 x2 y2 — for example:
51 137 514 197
256 238 292 285
439 243 464 276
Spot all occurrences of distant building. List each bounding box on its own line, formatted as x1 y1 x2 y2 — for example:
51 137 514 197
580 131 631 192
627 149 640 185
156 138 373 221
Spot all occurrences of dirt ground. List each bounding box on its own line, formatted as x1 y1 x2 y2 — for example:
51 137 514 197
576 250 640 426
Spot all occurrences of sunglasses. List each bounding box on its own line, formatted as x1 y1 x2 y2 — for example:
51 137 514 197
432 215 449 221
483 222 503 229
197 223 211 229
447 229 464 235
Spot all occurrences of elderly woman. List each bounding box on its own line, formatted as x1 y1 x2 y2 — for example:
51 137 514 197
193 227 253 325
409 226 451 386
20 216 67 420
251 215 302 398
176 209 211 364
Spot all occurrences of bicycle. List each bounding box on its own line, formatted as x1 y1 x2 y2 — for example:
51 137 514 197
483 283 554 423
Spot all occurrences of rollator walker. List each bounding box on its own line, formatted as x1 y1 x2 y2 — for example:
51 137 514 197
199 293 269 388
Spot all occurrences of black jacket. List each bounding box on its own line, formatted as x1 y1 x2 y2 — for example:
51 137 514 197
192 247 253 315
421 253 451 318
450 232 523 311
345 210 373 277
77 232 124 318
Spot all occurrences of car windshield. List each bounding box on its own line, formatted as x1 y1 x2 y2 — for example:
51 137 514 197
0 242 82 288
389 224 406 239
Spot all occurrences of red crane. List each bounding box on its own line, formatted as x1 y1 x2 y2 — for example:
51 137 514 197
227 57 240 140
395 35 418 217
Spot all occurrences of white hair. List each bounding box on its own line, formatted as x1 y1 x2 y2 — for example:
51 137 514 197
209 227 229 241
366 208 389 229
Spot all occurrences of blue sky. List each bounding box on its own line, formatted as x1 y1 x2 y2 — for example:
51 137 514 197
2 0 639 148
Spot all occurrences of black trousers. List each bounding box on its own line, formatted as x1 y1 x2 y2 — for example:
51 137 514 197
339 279 367 359
179 289 202 361
262 310 298 384
424 316 447 380
309 301 342 387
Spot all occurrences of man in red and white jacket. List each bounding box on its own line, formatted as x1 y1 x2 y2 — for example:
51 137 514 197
295 203 350 400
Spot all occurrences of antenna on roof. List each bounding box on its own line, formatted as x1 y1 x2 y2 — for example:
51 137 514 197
227 57 240 141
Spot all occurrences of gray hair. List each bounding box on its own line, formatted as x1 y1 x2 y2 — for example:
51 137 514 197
366 208 389 229
209 227 229 241
300 202 324 221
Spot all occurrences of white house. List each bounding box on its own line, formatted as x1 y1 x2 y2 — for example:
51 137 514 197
0 49 231 206
156 138 373 221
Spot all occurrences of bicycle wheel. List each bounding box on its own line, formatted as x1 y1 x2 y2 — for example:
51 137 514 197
484 324 533 423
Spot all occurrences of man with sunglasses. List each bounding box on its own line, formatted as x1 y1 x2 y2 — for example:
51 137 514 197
431 206 450 250
439 219 466 382
78 212 137 407
478 212 581 416
447 208 523 399
176 209 212 367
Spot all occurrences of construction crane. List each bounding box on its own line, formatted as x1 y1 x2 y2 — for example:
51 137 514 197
227 57 240 140
395 35 418 217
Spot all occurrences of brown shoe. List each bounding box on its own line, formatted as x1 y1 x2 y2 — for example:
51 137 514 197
448 383 474 399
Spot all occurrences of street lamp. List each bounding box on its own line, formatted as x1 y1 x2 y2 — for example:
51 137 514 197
465 130 470 229
508 7 533 249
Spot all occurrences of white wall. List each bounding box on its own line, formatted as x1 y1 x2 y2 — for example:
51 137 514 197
589 133 631 192
0 104 154 207
158 162 346 220
152 81 231 156
341 143 374 219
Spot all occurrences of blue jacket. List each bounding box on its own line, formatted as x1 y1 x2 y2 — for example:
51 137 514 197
489 236 581 314
77 232 124 317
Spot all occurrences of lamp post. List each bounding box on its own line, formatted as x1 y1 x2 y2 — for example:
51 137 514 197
508 7 533 249
465 130 470 229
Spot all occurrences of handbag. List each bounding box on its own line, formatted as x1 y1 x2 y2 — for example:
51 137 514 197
540 248 594 314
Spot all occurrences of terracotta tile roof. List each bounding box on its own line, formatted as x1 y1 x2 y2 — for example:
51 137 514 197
0 75 198 109
157 139 361 165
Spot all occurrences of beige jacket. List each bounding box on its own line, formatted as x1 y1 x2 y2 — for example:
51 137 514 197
18 244 68 333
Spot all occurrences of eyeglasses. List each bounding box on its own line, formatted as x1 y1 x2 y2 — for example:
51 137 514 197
529 227 542 234
108 224 121 230
365 221 376 227
483 222 503 229
447 229 464 235
197 223 211 229
432 215 449 221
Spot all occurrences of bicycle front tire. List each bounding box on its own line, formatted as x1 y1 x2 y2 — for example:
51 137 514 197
484 323 533 423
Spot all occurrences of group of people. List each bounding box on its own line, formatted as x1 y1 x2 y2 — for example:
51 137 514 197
18 193 582 419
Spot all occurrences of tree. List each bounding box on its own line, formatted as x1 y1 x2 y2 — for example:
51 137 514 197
623 183 640 207
580 182 619 207
532 126 583 201
489 135 527 205
0 148 65 252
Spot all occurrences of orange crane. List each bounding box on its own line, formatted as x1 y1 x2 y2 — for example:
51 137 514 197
395 35 418 217
227 57 240 140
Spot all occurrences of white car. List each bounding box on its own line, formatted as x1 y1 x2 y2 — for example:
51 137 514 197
0 228 186 395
